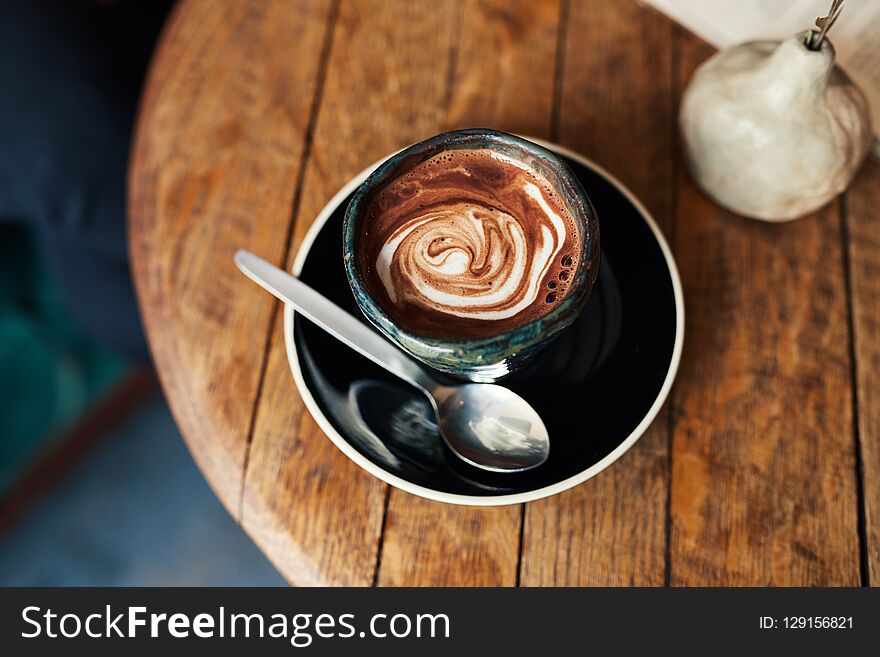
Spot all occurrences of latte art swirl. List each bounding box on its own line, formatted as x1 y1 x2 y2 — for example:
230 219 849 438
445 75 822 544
377 184 565 320
358 148 582 339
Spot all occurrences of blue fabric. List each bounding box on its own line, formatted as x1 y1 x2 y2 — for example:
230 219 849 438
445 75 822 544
0 0 172 362
0 225 126 494
0 0 170 490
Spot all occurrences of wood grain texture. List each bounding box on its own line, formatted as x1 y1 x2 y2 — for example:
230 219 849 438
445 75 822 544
128 0 333 519
375 0 559 587
378 497 522 586
667 32 861 586
846 160 880 585
241 0 462 586
519 0 674 586
444 0 560 135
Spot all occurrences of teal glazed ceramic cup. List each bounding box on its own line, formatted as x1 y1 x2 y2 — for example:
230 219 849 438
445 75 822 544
343 129 600 381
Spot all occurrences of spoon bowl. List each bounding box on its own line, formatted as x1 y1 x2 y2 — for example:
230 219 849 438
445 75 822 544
432 383 549 472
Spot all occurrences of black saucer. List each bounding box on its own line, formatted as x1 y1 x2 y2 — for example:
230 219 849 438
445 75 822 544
286 146 682 503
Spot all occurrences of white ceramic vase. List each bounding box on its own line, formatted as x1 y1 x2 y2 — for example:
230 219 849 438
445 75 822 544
680 33 873 222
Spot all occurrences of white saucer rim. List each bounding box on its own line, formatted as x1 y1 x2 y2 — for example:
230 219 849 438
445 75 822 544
283 138 685 506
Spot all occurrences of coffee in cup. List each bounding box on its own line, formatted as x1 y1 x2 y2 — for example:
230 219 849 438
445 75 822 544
344 129 599 380
356 147 583 339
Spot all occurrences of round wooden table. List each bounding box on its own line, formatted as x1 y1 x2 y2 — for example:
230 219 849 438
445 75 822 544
129 0 878 586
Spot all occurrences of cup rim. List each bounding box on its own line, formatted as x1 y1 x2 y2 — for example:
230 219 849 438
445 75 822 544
341 129 601 372
285 139 685 506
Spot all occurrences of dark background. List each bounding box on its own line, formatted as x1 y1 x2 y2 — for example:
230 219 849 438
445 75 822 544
0 0 284 586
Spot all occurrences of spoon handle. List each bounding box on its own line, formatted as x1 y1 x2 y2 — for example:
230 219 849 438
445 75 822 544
235 250 432 391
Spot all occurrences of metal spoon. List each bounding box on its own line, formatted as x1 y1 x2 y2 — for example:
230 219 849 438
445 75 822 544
235 250 550 472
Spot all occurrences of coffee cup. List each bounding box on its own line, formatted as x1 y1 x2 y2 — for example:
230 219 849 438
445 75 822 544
343 129 600 381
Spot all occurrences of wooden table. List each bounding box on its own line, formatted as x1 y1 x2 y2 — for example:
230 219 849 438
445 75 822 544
128 0 879 586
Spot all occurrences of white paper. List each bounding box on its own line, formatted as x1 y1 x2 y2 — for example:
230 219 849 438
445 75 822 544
643 0 880 158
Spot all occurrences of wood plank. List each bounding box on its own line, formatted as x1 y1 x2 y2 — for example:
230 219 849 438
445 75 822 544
375 0 560 587
846 159 880 585
667 32 861 585
519 0 674 586
378 496 522 586
128 0 333 519
443 0 561 136
242 0 461 586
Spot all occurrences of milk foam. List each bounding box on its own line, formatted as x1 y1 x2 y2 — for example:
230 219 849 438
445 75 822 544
359 147 582 338
376 181 566 321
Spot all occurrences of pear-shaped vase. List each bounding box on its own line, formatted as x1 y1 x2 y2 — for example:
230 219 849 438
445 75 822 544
680 33 872 222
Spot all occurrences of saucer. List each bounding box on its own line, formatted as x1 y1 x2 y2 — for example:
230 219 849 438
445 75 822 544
284 140 684 505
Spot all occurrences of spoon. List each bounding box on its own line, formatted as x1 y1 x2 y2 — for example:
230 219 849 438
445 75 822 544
235 249 549 472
